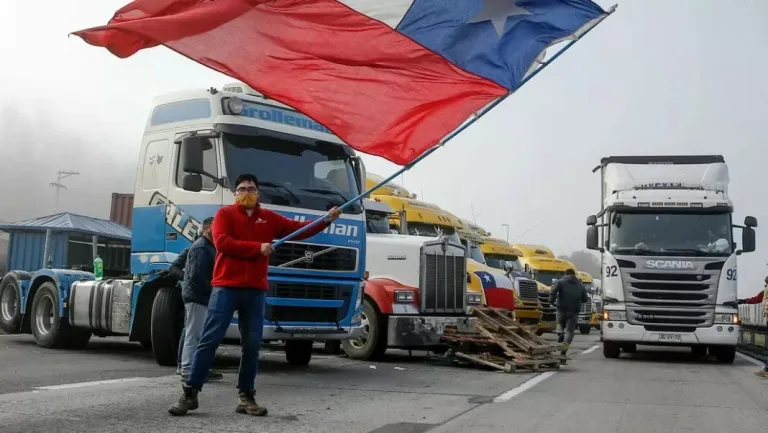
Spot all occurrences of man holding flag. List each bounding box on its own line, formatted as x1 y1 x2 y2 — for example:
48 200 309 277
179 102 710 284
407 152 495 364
73 0 615 416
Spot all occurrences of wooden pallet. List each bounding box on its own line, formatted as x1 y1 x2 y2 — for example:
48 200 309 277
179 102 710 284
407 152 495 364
441 307 566 373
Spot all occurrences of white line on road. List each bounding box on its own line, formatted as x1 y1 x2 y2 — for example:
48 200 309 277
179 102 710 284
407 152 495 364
492 344 600 403
34 377 154 391
736 351 765 368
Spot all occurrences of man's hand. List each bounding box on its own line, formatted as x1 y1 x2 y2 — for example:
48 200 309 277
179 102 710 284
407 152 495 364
260 243 274 256
326 206 342 223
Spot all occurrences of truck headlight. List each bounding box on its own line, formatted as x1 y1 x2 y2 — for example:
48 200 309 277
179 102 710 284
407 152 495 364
355 281 365 310
603 310 627 321
466 293 483 305
714 313 739 324
394 290 415 303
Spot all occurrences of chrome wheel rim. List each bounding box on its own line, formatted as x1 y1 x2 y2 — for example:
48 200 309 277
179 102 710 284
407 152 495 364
0 286 17 322
35 294 55 335
349 310 371 349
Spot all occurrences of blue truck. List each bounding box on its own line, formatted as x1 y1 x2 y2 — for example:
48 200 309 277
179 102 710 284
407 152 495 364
0 83 367 366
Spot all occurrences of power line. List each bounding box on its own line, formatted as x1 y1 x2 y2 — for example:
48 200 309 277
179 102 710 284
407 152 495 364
50 170 80 213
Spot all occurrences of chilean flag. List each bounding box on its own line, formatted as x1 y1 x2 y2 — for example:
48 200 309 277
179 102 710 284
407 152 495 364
475 270 516 311
73 0 610 165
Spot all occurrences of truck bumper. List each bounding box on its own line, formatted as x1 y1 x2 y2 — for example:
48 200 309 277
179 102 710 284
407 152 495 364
515 306 542 326
387 315 477 347
601 321 739 346
537 320 557 333
578 314 592 325
224 324 365 341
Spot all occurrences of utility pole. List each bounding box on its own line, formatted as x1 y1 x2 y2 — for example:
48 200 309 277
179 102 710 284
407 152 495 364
50 170 80 213
502 224 510 242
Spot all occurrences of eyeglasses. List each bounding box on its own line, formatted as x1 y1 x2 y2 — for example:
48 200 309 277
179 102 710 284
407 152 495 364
236 187 258 194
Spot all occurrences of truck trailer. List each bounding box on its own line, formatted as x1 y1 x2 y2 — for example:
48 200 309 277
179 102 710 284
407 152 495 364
0 83 367 367
586 155 757 363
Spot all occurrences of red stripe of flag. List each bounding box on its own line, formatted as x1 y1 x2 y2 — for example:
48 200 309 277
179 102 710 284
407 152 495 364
73 0 507 166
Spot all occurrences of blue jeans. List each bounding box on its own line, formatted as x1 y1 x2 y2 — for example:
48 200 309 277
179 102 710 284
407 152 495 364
187 287 265 391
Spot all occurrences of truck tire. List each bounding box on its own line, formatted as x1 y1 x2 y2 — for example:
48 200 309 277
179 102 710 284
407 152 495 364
341 299 388 361
0 273 26 334
579 325 591 335
622 343 636 354
31 282 91 349
691 345 707 357
713 346 736 364
285 340 313 366
324 340 342 355
150 287 184 366
603 341 621 359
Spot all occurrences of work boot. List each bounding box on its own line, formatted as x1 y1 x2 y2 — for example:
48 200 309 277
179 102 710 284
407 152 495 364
755 369 768 379
235 390 268 416
168 386 199 416
557 333 564 343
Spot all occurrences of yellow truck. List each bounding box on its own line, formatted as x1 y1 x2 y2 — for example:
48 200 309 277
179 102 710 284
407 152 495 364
577 271 601 331
511 244 595 334
476 236 552 333
365 172 414 198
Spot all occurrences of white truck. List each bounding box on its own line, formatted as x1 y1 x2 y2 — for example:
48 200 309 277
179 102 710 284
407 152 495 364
340 199 479 360
586 155 757 363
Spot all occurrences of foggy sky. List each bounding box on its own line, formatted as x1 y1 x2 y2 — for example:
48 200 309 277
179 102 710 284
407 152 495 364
0 0 766 295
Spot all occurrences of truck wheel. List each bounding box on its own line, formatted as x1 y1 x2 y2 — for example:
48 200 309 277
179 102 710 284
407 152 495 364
285 340 313 366
0 273 24 334
140 340 153 350
622 343 636 354
691 345 707 357
31 282 91 349
150 287 184 366
603 341 621 359
713 346 736 364
579 325 591 335
535 330 545 336
341 299 388 361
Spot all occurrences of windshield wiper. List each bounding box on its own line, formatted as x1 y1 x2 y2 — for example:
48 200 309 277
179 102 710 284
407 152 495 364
612 248 654 255
300 188 351 204
259 181 300 204
660 248 714 256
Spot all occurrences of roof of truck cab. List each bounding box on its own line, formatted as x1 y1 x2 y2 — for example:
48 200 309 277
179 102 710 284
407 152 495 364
518 256 575 271
511 244 556 258
480 237 523 256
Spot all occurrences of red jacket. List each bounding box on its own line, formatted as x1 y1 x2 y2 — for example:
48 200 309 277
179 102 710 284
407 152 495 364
744 291 765 304
211 204 330 290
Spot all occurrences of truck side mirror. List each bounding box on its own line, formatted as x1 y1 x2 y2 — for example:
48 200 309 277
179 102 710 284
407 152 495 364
741 227 756 253
744 216 757 228
586 226 599 250
181 174 203 192
179 136 210 174
351 156 366 195
586 215 598 226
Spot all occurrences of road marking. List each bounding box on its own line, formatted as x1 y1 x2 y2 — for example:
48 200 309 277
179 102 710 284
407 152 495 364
736 351 765 368
493 344 600 403
34 377 154 391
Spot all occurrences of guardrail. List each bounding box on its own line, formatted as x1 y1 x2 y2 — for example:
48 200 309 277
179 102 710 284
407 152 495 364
738 304 767 359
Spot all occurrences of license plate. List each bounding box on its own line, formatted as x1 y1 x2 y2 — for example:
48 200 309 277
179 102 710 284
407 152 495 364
659 333 682 342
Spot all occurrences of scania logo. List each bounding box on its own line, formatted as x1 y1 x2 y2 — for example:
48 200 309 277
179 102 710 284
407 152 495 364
304 250 314 263
645 260 695 269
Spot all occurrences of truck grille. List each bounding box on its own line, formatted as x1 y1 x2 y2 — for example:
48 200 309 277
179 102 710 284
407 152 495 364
580 302 593 315
420 241 467 315
538 291 557 322
264 283 353 323
267 282 340 300
621 259 720 328
270 242 357 272
593 299 603 315
517 279 539 303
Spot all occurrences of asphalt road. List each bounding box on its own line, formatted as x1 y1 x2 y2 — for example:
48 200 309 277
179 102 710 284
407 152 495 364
0 332 765 433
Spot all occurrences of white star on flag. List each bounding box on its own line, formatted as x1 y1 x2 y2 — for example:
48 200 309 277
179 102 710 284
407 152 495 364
483 275 491 282
468 0 533 38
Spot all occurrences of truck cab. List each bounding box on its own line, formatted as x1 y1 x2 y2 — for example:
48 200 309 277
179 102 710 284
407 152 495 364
0 83 367 367
586 155 757 363
340 199 477 360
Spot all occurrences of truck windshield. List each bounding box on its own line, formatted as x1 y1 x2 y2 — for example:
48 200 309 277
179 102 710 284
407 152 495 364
467 242 486 264
533 270 567 286
365 211 391 234
223 133 362 214
485 253 523 272
609 212 732 256
407 222 456 237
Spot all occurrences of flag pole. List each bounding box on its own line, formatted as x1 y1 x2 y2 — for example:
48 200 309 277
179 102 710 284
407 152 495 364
273 5 617 248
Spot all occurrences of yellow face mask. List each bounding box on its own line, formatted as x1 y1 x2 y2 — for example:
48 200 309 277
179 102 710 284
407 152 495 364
235 193 258 209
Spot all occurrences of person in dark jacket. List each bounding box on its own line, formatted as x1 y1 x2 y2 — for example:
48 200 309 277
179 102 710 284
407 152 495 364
549 269 589 356
169 174 342 417
738 276 768 377
177 217 223 382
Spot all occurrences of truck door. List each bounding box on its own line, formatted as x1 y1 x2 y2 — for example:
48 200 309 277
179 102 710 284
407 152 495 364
164 133 224 255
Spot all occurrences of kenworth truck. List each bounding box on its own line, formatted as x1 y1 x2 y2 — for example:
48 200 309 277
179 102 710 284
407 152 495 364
586 155 757 363
0 84 366 366
340 199 478 360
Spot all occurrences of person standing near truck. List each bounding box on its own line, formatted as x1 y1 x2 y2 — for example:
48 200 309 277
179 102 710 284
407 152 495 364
177 217 223 382
549 269 589 357
738 276 768 378
167 245 189 375
169 173 342 417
